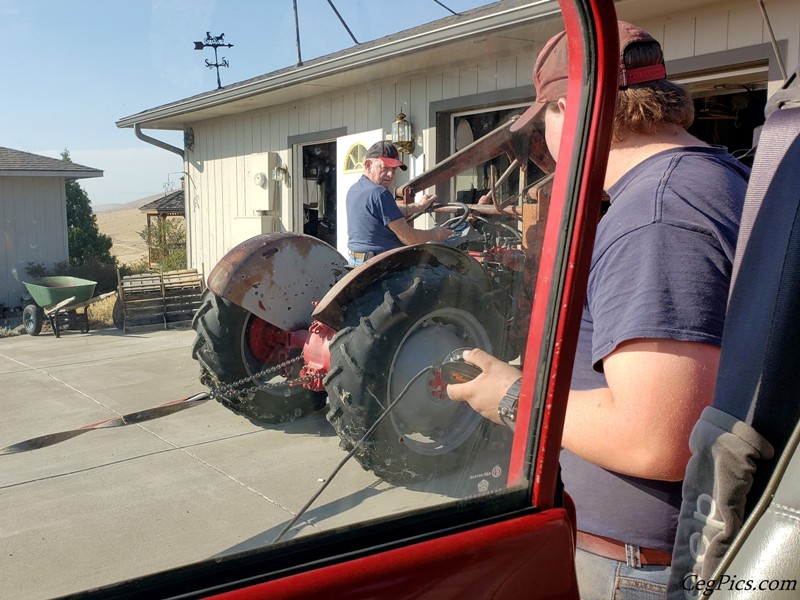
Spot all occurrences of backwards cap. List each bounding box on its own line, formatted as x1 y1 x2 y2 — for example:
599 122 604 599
515 21 667 127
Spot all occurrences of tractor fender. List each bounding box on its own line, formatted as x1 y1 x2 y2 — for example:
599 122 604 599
312 243 493 331
207 232 348 331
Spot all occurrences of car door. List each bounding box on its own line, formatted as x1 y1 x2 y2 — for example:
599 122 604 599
74 0 620 598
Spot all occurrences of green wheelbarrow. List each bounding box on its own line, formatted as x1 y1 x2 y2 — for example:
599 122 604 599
22 277 113 338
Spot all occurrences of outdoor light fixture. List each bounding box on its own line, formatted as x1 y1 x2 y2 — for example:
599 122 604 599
392 111 415 154
272 165 292 188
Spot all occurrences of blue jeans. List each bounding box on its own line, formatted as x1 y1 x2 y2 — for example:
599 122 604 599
575 548 670 600
348 255 365 267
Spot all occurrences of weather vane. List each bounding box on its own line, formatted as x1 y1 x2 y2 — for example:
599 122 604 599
194 32 234 89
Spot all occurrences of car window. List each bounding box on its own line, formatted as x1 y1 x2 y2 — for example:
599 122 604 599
0 9 593 598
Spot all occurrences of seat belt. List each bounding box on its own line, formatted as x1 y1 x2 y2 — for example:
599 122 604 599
668 66 800 598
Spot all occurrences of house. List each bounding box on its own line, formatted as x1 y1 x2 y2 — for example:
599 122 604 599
116 0 798 276
0 147 102 310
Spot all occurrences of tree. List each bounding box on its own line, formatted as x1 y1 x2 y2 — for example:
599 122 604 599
138 217 187 271
61 149 115 266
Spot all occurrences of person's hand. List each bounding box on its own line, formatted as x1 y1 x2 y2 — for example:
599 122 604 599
432 227 451 242
417 193 437 213
446 348 522 425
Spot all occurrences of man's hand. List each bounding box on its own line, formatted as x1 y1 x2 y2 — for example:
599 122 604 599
432 227 451 242
446 348 522 425
416 193 437 213
401 190 438 219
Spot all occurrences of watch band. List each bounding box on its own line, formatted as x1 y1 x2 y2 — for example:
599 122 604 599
498 378 522 431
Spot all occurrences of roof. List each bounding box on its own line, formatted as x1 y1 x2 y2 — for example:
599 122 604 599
0 147 103 179
139 190 185 215
117 0 563 130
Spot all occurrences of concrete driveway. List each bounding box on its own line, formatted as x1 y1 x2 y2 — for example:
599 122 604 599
0 326 449 599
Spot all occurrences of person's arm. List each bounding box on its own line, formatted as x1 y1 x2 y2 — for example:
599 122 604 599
562 338 719 481
448 339 720 482
387 216 451 245
397 192 437 220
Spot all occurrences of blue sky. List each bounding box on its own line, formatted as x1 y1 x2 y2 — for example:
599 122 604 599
3 0 490 205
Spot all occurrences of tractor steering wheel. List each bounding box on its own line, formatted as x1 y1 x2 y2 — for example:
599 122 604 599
425 202 470 230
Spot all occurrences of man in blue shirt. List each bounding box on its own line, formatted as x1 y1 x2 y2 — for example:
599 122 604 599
346 141 450 266
447 22 748 599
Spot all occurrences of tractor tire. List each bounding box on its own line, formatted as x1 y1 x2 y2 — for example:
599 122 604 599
23 304 43 336
324 264 511 484
191 289 326 423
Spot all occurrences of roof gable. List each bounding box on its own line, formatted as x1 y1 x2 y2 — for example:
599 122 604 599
139 190 185 214
0 147 103 179
117 0 560 130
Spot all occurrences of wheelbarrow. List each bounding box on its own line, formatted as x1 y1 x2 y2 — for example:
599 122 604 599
22 277 113 338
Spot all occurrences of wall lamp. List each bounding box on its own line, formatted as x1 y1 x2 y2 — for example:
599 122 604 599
392 111 415 154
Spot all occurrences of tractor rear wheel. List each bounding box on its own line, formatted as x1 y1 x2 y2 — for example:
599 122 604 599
324 264 511 484
191 289 326 423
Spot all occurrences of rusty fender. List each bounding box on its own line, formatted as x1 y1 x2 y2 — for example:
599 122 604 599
312 244 493 331
207 232 348 331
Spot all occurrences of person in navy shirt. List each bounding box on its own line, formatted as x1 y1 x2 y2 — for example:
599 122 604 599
346 141 449 266
448 22 748 599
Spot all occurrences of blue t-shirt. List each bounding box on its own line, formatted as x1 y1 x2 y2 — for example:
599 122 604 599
346 175 404 254
561 146 749 552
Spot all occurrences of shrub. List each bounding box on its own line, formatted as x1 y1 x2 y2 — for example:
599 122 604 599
138 218 187 272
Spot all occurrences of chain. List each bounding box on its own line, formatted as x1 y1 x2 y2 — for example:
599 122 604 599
204 354 315 401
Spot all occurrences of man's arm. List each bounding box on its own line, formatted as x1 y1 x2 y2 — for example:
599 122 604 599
562 338 719 481
448 339 720 482
397 192 437 220
387 217 451 245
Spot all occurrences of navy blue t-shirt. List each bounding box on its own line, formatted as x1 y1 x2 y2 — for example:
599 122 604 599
561 146 749 552
346 175 404 254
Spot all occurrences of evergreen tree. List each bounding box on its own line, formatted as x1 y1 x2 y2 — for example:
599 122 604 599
61 150 115 266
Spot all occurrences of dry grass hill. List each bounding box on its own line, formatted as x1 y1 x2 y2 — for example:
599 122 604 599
94 195 159 266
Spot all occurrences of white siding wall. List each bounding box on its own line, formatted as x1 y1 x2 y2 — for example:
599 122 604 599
185 0 799 275
184 48 540 274
623 0 799 93
0 177 69 308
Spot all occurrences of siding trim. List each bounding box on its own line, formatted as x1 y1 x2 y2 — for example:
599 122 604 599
287 127 348 147
667 40 788 84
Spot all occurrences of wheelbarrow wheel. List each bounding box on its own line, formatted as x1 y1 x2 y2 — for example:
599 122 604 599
23 304 44 336
112 297 124 330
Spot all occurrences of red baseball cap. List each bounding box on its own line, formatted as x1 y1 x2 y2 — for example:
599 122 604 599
512 21 667 130
366 141 408 171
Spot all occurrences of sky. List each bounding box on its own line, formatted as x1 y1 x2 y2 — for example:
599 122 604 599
3 0 491 205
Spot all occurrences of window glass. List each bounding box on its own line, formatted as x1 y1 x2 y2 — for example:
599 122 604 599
1 8 570 598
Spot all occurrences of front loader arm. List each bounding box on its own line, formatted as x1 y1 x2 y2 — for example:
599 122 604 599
396 113 555 204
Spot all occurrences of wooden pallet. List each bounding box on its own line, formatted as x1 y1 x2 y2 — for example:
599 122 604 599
116 268 205 333
162 269 206 327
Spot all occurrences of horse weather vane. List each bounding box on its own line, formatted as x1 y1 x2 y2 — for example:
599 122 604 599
194 32 233 89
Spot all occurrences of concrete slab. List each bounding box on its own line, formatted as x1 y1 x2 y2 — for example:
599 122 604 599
0 326 457 599
1 450 293 599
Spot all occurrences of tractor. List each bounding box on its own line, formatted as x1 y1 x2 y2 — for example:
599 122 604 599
191 112 558 485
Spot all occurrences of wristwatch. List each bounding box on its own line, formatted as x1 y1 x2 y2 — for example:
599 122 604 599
498 378 522 431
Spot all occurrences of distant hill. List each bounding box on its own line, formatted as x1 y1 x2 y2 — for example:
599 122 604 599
94 192 169 213
94 193 168 264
